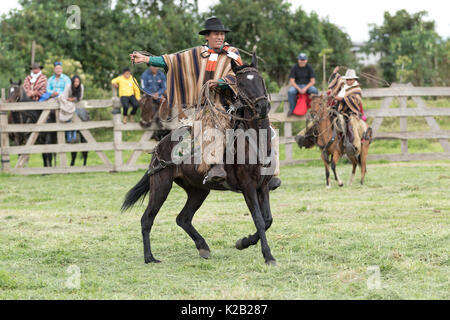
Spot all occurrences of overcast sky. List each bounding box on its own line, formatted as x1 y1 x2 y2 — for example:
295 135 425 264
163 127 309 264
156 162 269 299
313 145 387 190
1 0 449 42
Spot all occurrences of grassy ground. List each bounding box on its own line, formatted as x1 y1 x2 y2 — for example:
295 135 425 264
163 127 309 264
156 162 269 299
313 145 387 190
0 160 449 299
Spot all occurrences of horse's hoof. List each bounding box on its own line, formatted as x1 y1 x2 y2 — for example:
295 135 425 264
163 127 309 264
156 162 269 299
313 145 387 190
145 257 161 264
326 185 331 189
235 239 245 250
265 259 277 266
198 249 210 259
338 182 344 187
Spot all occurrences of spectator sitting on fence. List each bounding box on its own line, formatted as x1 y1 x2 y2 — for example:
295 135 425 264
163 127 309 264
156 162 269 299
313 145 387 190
39 61 71 101
58 75 84 143
287 53 318 116
111 67 141 124
23 62 48 101
141 65 166 101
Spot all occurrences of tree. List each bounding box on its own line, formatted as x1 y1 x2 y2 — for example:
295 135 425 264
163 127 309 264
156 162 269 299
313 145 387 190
363 10 444 85
209 0 357 87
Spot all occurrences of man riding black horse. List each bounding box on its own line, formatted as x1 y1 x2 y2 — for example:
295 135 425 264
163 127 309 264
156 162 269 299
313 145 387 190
131 16 281 190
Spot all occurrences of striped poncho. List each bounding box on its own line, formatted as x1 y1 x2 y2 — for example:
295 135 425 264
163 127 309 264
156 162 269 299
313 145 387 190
23 73 47 100
162 43 241 119
328 72 362 115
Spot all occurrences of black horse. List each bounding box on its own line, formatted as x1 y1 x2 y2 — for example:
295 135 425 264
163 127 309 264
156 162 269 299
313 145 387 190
122 54 278 265
7 80 56 167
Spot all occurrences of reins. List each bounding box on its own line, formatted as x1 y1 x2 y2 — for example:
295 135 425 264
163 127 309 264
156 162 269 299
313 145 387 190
306 96 340 162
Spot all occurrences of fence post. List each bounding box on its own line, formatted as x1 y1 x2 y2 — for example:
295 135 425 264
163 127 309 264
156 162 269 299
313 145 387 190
283 101 293 162
0 106 11 172
112 97 123 171
1 88 5 102
55 105 67 168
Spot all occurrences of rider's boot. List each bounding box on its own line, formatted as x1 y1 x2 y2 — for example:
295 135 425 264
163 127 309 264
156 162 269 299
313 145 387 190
205 164 227 183
295 134 306 148
295 121 315 148
268 177 282 191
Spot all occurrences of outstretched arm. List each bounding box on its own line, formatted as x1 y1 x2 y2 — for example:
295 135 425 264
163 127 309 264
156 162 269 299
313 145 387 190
130 52 167 71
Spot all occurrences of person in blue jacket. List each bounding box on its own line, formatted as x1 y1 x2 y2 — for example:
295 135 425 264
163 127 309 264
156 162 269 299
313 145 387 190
39 61 71 101
140 65 166 101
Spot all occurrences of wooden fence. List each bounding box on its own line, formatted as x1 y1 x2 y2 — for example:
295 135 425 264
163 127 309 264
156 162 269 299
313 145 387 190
0 95 178 175
1 83 449 175
269 83 450 165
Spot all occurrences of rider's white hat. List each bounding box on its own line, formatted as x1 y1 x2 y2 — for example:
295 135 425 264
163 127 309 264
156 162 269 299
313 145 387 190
341 69 359 79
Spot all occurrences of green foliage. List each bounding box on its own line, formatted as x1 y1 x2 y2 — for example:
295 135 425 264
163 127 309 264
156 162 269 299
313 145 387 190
364 10 448 85
0 0 358 95
209 0 357 87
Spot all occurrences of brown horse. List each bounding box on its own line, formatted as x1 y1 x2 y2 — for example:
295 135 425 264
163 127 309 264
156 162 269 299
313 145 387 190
139 93 170 141
306 95 372 187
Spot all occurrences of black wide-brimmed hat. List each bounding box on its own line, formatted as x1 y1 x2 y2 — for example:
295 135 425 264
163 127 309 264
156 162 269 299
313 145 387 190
29 62 43 70
198 16 231 35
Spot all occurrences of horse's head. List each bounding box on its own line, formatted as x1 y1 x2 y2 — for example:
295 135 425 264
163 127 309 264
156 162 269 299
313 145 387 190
231 53 269 119
308 94 327 121
7 79 22 103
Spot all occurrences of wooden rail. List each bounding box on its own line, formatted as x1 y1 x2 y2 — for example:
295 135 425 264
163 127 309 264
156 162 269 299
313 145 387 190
268 83 450 165
1 83 449 175
0 97 164 174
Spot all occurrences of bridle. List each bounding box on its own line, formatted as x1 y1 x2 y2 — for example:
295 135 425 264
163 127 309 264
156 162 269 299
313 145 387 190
306 95 340 162
7 85 21 103
234 66 269 120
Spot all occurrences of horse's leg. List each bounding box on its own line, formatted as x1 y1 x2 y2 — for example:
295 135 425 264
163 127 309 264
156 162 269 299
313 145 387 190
175 188 211 259
241 186 276 265
70 152 77 166
360 140 370 185
348 156 358 186
321 152 331 188
82 152 88 166
42 152 52 167
236 185 272 250
141 172 173 263
80 134 88 166
331 149 344 187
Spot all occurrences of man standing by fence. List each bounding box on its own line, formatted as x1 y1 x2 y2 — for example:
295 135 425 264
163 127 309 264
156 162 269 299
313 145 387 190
40 61 71 101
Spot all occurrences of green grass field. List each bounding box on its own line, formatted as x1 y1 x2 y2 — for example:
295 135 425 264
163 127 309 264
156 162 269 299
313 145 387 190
1 160 449 299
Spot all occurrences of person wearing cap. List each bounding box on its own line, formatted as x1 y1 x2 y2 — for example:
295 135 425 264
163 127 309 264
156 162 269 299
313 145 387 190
23 62 47 101
111 67 141 124
287 53 319 116
328 66 368 156
141 65 166 100
40 61 71 101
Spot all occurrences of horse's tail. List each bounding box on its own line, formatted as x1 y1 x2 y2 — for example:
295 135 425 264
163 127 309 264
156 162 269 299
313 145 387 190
121 171 150 212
